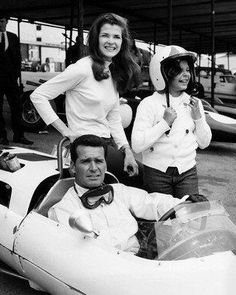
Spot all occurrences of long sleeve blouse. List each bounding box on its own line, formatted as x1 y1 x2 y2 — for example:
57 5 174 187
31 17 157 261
30 56 128 148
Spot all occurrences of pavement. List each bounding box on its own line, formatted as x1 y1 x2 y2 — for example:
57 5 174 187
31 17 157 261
0 88 236 294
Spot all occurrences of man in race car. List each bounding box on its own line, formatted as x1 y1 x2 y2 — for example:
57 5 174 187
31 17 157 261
48 134 206 254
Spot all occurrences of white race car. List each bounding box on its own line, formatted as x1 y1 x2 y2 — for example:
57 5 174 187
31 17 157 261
0 138 236 295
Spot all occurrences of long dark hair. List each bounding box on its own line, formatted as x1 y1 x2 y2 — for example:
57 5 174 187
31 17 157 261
87 13 141 94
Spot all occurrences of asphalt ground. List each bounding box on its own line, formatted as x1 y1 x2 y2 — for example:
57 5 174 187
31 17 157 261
0 95 236 295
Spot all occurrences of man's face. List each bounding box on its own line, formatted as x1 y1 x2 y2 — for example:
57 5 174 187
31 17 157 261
0 18 8 32
71 145 107 189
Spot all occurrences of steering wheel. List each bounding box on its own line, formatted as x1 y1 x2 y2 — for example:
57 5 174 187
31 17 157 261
158 201 192 222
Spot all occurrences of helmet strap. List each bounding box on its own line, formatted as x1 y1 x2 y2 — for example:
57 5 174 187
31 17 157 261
166 90 170 107
165 90 171 136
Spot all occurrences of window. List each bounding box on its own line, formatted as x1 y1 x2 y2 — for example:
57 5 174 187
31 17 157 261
220 76 225 83
0 181 11 208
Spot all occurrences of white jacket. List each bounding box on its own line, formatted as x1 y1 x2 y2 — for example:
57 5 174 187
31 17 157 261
131 92 212 173
48 183 186 253
30 56 128 149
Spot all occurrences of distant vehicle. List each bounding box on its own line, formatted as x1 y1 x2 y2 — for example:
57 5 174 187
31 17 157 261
198 69 236 102
21 59 41 72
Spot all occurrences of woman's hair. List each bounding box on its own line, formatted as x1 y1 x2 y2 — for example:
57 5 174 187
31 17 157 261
162 56 196 95
87 13 141 94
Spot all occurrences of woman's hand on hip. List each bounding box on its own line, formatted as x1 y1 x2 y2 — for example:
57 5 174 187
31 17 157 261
52 119 77 142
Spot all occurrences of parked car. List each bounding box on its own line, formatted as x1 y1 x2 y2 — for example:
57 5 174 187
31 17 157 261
198 68 236 102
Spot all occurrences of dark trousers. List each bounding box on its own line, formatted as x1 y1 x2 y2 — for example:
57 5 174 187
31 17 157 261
143 165 199 198
0 73 24 140
103 137 143 188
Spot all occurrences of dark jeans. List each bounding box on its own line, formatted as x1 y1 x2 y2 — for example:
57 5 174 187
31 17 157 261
143 165 199 198
0 73 24 140
102 137 143 188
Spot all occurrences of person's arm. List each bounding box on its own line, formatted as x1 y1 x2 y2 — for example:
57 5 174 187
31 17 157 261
107 99 138 176
48 198 75 229
107 98 129 149
131 98 170 154
30 62 84 141
191 98 212 148
120 184 186 220
51 118 76 142
48 191 79 228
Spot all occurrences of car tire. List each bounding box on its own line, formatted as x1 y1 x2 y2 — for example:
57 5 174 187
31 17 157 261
21 91 46 132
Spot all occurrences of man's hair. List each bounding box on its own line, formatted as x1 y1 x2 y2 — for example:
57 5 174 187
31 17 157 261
70 134 108 163
0 10 9 20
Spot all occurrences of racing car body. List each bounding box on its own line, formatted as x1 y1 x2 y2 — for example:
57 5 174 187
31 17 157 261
0 141 236 295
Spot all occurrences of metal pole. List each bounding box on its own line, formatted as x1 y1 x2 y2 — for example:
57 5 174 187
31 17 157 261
198 35 202 83
227 52 230 70
64 28 67 51
179 29 182 46
210 0 215 108
198 54 201 83
153 23 157 54
227 44 230 70
168 0 173 45
77 0 84 58
17 18 23 94
69 0 75 47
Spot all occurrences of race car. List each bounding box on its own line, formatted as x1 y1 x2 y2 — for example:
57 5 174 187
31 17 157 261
0 137 236 295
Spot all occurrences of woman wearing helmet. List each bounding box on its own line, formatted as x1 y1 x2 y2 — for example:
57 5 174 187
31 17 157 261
131 45 212 198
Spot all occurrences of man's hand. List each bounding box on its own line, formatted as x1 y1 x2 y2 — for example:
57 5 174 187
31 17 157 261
186 194 208 203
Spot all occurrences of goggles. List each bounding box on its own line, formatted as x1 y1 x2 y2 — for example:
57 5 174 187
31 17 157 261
79 184 114 209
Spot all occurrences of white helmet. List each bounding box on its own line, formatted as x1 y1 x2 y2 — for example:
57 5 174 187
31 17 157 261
149 45 197 91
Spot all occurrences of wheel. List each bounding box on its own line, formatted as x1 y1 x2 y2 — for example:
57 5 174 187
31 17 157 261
158 201 191 222
21 91 46 132
41 63 50 72
21 91 64 132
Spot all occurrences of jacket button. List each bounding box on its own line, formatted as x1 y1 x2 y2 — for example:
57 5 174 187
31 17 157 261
150 147 154 152
186 129 189 134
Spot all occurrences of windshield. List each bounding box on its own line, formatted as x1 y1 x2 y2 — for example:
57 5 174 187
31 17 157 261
225 75 236 83
136 201 236 260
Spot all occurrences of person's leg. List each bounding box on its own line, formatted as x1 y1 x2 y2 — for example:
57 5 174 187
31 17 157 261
0 91 8 141
173 166 199 199
143 165 174 195
0 75 8 141
105 139 143 188
4 75 24 140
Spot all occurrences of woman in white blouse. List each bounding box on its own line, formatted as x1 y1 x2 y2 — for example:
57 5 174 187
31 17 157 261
31 13 143 186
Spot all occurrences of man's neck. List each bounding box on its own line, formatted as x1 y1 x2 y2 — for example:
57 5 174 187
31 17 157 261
74 183 89 197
